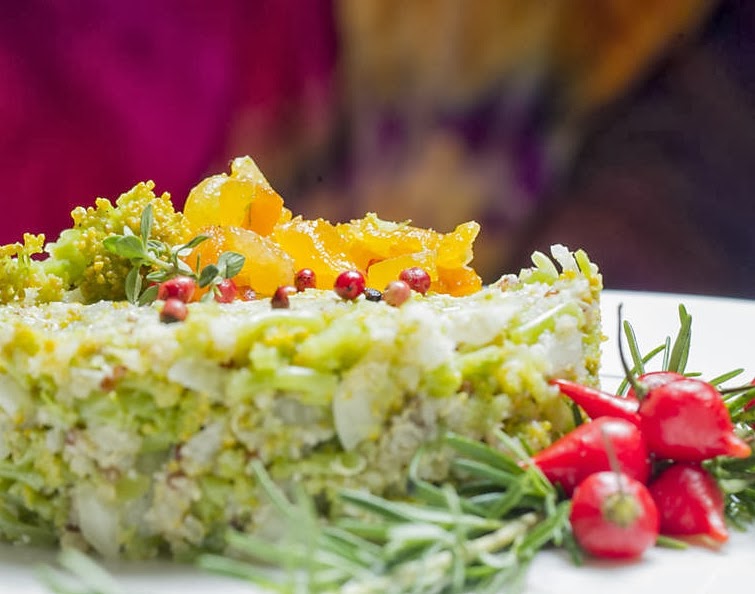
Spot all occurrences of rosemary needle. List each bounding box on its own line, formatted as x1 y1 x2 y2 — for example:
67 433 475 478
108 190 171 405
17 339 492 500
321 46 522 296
36 549 126 594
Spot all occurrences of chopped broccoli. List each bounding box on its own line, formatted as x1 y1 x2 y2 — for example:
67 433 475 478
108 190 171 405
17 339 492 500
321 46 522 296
0 234 65 304
0 181 191 305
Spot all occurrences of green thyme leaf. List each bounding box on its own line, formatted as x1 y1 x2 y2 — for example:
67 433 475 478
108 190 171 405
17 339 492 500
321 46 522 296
140 203 154 245
175 234 209 255
486 480 526 519
124 267 141 304
198 264 220 288
103 235 146 261
145 238 165 255
339 489 502 531
145 269 168 283
218 251 245 279
137 284 159 306
452 458 522 490
175 259 194 276
103 206 246 307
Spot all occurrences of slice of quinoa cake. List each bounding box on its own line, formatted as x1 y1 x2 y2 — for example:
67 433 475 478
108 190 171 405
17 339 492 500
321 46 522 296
0 245 601 559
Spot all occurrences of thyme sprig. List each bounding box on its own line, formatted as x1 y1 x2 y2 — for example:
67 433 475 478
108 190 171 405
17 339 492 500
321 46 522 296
103 204 245 305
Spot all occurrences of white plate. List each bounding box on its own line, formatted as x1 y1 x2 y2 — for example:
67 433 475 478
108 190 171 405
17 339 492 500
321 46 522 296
2 290 753 593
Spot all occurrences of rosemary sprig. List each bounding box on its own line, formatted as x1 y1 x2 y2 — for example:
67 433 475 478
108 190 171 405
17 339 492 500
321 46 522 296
616 304 699 395
38 432 568 594
195 434 570 594
103 204 245 305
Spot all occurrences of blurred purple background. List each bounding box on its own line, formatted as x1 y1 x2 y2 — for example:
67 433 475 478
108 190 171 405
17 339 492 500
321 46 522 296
2 0 754 297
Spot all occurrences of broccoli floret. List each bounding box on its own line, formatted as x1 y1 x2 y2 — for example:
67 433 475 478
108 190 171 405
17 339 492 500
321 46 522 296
0 234 66 304
45 181 192 303
0 181 192 305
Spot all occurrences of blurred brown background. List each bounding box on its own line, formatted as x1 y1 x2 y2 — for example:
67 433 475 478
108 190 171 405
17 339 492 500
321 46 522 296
2 0 754 296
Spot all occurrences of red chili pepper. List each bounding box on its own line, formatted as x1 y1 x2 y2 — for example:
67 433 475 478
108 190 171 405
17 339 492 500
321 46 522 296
530 417 650 496
648 462 728 544
639 377 751 461
550 379 640 426
626 370 685 400
570 470 659 559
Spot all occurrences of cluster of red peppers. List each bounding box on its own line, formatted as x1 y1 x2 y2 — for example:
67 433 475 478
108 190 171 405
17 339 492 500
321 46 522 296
529 371 752 560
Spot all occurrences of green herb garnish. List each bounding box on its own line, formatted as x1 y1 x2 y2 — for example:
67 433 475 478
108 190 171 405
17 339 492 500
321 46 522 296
203 434 572 594
39 432 572 594
103 204 245 304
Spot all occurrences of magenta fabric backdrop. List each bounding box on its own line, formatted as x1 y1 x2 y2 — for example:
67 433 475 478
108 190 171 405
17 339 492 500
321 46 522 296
0 0 336 243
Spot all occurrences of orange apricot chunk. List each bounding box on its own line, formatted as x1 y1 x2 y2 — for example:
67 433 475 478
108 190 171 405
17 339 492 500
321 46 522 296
337 213 440 271
187 225 294 297
183 156 289 236
273 217 357 290
436 221 480 269
432 266 483 297
366 251 438 291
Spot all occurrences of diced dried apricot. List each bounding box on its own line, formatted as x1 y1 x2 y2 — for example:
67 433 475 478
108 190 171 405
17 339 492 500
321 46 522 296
436 221 480 269
337 213 440 271
366 251 437 291
183 157 287 236
187 225 294 297
184 176 250 230
273 217 357 289
232 157 291 235
432 266 483 297
181 158 484 298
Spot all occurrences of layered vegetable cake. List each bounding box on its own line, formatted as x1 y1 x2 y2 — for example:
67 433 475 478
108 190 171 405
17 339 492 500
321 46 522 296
0 158 602 559
0 248 600 558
